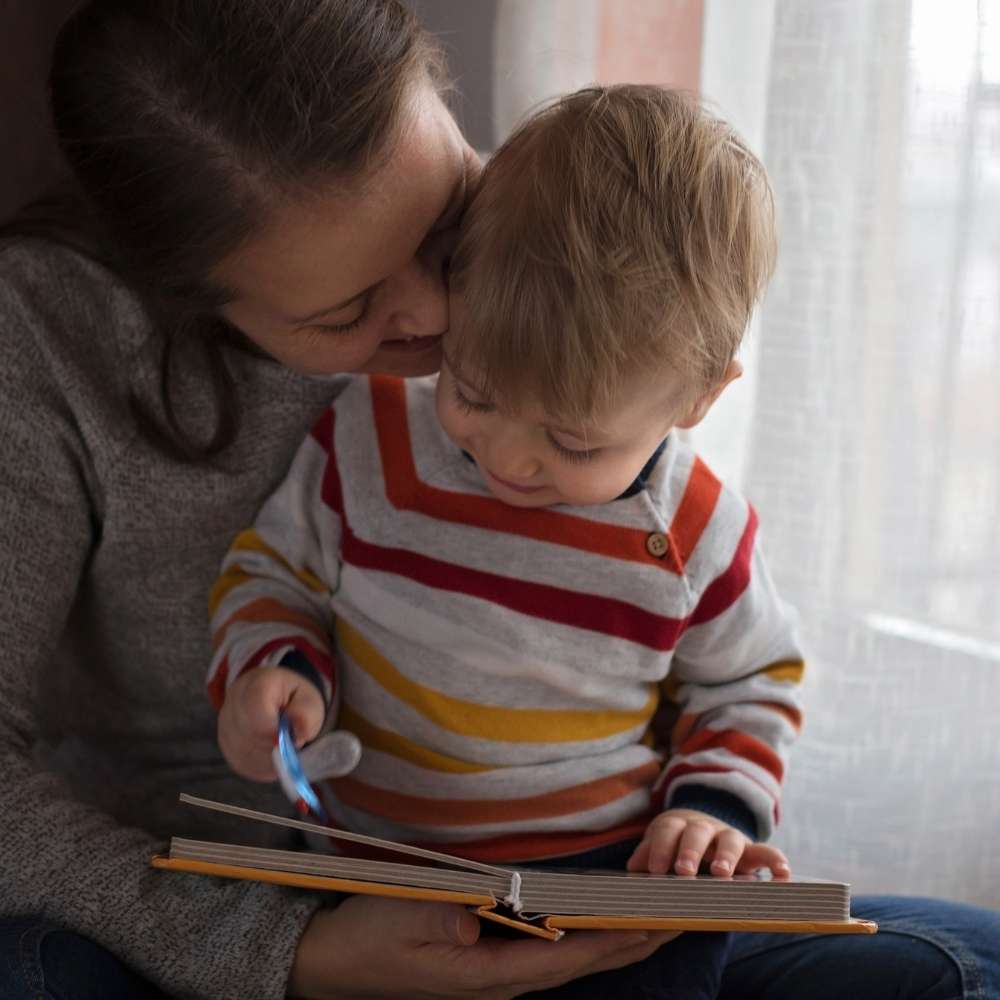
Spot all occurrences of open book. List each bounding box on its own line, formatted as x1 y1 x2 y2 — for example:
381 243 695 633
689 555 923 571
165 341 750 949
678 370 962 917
151 795 877 940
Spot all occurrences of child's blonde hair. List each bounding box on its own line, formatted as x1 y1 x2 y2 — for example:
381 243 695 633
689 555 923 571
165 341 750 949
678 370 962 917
448 85 776 425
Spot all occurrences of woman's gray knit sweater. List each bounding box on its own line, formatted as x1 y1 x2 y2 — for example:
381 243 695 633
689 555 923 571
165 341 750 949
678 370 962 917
0 238 344 999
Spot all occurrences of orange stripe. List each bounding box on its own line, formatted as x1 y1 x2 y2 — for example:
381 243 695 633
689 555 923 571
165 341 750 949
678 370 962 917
369 376 685 573
212 597 328 652
327 760 660 827
208 568 252 619
754 700 803 733
678 728 784 783
668 457 722 570
670 711 698 749
671 701 802 750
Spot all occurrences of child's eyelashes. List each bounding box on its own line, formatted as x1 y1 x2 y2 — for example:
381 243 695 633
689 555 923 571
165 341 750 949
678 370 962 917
547 434 599 464
450 378 600 464
451 380 494 414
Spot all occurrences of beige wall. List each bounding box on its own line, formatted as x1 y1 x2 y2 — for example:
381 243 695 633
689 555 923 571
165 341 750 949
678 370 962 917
596 0 702 92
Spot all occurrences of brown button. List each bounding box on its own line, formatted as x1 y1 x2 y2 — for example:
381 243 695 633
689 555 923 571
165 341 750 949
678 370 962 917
646 532 669 558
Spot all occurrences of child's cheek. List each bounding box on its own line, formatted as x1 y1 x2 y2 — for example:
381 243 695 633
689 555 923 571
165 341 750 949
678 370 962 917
558 463 636 507
435 384 470 449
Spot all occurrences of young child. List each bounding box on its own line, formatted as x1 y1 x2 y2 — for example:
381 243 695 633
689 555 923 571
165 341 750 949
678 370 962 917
208 85 803 997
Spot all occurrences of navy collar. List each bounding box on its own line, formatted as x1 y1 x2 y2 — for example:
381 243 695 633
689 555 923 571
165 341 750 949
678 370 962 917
615 437 667 499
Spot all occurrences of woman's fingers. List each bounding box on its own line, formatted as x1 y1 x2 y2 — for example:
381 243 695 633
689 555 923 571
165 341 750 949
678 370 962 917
471 929 680 998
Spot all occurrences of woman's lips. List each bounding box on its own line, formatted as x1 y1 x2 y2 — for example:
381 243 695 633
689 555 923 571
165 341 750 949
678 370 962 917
487 469 545 494
378 334 443 354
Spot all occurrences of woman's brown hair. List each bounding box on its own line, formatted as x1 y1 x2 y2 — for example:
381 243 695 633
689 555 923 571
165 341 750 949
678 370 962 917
7 0 444 459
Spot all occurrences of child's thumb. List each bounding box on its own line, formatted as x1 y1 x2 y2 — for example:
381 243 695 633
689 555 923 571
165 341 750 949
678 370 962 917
284 686 326 745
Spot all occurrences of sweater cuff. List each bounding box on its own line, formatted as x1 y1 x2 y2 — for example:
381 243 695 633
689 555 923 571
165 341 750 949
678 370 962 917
666 785 759 840
278 648 332 711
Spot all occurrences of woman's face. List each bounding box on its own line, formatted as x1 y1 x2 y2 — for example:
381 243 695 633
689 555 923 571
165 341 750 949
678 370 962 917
215 84 478 378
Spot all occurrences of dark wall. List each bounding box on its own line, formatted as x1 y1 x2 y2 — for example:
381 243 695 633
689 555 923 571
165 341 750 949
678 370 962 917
406 0 498 152
0 0 78 222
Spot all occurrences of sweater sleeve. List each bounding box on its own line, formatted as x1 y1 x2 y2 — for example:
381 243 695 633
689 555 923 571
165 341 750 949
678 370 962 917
209 407 342 713
656 497 805 841
0 246 320 1000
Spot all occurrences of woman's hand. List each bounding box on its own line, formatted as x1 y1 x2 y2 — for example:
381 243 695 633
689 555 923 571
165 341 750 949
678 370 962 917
288 895 679 1000
626 808 791 878
217 666 326 781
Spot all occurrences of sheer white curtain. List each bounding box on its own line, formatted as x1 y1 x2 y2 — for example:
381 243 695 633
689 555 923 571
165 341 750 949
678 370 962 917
493 0 1000 907
736 0 1000 907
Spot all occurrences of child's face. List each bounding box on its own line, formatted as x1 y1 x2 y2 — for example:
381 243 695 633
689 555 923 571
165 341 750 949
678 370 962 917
435 349 698 509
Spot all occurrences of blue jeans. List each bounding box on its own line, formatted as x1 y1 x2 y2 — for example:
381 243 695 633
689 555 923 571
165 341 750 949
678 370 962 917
0 920 167 999
2 895 997 999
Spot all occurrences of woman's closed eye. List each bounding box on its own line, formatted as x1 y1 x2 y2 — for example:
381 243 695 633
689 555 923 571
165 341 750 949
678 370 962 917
312 314 364 335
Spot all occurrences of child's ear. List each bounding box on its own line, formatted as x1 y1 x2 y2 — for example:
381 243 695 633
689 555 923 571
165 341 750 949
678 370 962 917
675 360 742 429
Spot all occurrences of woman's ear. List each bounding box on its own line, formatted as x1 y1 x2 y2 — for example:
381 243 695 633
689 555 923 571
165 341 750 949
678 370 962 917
675 359 743 429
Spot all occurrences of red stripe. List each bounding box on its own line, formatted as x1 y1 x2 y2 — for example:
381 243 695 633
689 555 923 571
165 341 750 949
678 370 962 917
677 728 784 784
318 403 690 651
309 407 334 450
207 655 229 711
658 762 777 814
688 506 757 625
341 527 687 651
314 386 755 651
370 376 690 574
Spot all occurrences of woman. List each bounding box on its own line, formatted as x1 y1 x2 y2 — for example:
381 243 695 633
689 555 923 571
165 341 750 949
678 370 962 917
0 2 996 998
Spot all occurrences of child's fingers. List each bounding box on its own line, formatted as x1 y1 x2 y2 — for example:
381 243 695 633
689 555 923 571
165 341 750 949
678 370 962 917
285 683 327 746
672 818 718 875
235 667 321 741
707 827 747 877
625 838 651 872
645 815 688 874
733 842 791 877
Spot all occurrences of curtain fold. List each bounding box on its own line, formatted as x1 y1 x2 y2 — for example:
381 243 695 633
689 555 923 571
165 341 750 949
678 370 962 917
491 0 1000 906
746 0 999 906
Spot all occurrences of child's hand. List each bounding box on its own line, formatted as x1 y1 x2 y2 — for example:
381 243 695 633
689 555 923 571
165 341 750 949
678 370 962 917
626 808 791 878
217 666 326 781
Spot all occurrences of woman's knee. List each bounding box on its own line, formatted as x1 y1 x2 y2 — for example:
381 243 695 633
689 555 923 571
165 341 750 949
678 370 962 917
0 918 164 1000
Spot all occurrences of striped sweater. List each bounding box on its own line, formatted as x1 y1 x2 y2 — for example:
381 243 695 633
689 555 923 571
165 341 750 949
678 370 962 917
208 374 804 861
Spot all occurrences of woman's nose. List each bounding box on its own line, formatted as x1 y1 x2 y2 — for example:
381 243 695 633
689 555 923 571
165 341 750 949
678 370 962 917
387 247 449 338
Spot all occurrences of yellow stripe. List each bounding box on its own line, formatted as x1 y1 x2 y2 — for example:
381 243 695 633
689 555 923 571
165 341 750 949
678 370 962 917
208 568 251 618
209 530 328 618
758 660 805 684
338 703 490 774
337 618 657 743
231 530 327 593
658 660 805 702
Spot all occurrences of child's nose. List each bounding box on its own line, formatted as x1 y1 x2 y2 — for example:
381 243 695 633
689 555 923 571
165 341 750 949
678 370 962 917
490 434 542 480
